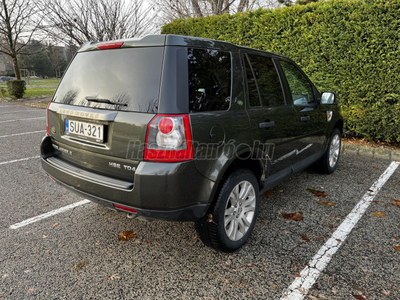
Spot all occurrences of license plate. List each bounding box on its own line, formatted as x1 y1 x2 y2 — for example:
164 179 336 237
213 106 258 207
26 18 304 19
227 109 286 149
65 119 104 142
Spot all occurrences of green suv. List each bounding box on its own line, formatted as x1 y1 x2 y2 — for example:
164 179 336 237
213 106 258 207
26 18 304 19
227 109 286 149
41 35 343 252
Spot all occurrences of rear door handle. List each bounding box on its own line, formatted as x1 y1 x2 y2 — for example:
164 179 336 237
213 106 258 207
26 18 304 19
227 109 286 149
300 116 310 122
259 121 275 129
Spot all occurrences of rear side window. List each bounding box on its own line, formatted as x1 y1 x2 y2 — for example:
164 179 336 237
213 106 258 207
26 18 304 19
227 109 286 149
53 47 164 113
244 54 285 107
188 48 231 113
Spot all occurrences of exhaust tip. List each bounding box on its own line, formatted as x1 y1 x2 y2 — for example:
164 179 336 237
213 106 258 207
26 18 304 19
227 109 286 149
127 213 137 219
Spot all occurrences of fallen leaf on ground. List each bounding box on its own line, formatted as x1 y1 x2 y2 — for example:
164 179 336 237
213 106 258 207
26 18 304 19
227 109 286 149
2 274 9 279
264 190 274 196
147 237 160 245
392 202 400 208
371 211 386 218
301 236 311 242
295 273 301 277
392 245 400 252
393 198 400 202
107 274 120 280
295 263 300 271
307 188 327 197
353 295 366 300
282 213 304 221
118 231 136 242
316 237 324 241
73 260 89 271
373 167 380 170
317 200 336 207
382 289 391 296
52 223 59 227
363 242 382 249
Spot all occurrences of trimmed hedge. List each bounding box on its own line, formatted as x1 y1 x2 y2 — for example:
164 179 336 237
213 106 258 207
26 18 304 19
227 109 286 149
162 0 400 142
7 80 26 99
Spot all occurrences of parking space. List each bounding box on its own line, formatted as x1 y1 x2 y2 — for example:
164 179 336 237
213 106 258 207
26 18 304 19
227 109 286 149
0 103 399 299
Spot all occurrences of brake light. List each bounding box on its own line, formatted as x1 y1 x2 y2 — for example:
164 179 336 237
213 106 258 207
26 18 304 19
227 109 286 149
97 41 124 50
144 114 193 162
46 101 51 135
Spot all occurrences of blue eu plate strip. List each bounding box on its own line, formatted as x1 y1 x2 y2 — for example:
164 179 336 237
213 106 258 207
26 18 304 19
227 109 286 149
65 119 69 132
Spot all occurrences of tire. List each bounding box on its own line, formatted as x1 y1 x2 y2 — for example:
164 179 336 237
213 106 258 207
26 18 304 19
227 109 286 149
315 128 341 174
195 169 260 252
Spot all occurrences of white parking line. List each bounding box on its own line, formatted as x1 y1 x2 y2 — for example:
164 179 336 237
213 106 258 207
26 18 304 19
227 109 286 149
0 130 46 138
0 156 40 165
9 200 91 229
0 117 45 123
281 161 399 300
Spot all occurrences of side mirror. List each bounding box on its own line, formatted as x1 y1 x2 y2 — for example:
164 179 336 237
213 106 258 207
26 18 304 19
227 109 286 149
321 92 336 105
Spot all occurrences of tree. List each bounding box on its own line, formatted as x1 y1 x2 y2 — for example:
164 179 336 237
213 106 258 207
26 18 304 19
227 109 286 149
277 0 320 6
153 0 281 24
39 0 156 47
0 0 40 80
47 43 68 77
18 40 57 78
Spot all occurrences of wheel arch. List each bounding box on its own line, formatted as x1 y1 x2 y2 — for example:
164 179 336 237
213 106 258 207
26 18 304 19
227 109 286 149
208 151 264 212
335 119 344 134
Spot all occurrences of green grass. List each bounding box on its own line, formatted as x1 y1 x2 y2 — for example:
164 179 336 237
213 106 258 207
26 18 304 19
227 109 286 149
0 78 60 99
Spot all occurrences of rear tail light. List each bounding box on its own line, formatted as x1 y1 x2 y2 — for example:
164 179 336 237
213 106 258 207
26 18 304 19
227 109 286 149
144 114 193 162
46 101 51 135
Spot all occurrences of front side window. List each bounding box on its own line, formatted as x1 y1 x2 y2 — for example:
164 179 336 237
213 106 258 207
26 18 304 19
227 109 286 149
188 48 231 112
280 61 315 106
244 54 285 107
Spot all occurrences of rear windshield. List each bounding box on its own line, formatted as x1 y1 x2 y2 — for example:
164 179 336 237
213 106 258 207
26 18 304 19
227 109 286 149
53 47 164 113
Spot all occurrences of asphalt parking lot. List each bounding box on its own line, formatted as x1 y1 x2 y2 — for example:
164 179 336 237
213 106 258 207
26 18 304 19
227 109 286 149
0 102 399 300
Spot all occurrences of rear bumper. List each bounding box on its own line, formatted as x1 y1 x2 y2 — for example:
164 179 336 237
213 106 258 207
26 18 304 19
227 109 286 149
41 136 214 222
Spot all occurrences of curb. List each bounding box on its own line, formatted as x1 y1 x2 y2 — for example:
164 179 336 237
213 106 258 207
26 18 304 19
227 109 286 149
341 143 400 161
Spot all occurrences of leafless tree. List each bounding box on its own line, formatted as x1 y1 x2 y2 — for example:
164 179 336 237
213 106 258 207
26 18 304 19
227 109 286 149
39 0 156 47
153 0 281 24
0 0 40 80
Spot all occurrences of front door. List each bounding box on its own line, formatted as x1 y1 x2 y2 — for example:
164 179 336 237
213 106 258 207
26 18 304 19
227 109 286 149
242 52 301 177
278 60 327 165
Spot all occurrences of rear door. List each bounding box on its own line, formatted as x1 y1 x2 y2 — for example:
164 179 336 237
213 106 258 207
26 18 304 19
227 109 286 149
242 52 300 177
48 46 165 182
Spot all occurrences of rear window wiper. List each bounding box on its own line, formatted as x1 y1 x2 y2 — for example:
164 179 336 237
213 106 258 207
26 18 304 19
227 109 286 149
85 96 128 106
